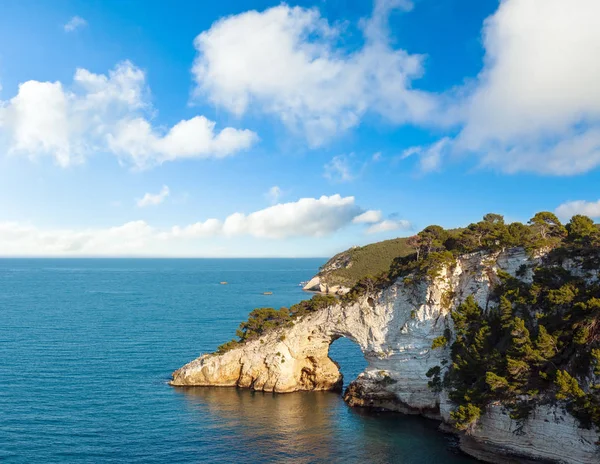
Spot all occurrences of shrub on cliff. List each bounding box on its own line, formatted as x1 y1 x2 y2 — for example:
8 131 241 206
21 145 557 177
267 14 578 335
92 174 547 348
216 211 600 431
236 307 293 341
215 294 339 353
434 245 600 431
216 339 240 354
450 404 481 431
289 294 337 317
331 212 598 306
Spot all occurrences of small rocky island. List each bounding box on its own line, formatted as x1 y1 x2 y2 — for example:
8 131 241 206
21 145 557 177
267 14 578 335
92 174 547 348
172 213 600 464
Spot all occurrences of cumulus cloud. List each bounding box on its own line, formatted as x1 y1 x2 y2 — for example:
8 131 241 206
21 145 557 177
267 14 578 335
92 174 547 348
555 199 600 220
366 219 411 234
401 137 451 173
363 0 414 43
0 220 155 256
107 116 257 167
192 1 436 146
0 61 257 168
220 194 362 238
137 185 170 207
0 195 408 255
437 0 600 175
324 155 355 182
352 210 382 224
64 16 87 32
167 219 223 239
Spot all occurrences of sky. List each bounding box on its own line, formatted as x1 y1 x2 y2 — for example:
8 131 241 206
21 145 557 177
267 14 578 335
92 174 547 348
0 0 600 257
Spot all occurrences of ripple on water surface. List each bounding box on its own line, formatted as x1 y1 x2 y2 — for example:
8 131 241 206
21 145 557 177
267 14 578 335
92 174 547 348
0 258 475 463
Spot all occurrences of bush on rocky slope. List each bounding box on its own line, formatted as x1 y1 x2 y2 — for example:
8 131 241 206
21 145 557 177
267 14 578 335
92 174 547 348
216 294 337 354
217 212 600 433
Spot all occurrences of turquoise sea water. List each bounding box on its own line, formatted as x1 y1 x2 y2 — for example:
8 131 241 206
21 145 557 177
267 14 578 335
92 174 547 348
0 259 474 463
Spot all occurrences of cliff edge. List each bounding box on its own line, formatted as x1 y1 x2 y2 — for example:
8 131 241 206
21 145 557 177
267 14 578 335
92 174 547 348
172 213 600 464
302 237 414 294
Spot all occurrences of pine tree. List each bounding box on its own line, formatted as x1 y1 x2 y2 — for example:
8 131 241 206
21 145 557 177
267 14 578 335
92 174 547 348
534 325 557 362
555 370 585 400
499 296 513 329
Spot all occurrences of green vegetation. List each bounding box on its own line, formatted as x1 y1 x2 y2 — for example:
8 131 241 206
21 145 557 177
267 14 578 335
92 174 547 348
317 237 415 287
450 404 482 431
426 365 443 393
341 211 600 304
406 212 600 431
440 278 600 430
324 210 600 431
216 294 337 354
431 335 449 350
216 210 600 433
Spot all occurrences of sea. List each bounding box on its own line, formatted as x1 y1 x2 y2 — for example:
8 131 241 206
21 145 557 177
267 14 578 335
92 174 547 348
0 258 475 463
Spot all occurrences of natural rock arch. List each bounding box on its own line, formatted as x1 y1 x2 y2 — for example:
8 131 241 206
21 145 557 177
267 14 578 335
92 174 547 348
327 336 367 389
171 248 600 463
170 254 455 409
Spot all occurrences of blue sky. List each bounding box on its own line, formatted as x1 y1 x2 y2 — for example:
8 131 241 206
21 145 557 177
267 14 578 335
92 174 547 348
1 0 599 257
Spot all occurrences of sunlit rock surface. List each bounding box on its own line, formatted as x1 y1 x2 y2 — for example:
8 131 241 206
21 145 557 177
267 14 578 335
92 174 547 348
302 275 350 295
172 248 600 463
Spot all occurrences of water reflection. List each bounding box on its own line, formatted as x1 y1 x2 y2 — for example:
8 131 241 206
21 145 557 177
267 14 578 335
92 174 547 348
175 387 475 464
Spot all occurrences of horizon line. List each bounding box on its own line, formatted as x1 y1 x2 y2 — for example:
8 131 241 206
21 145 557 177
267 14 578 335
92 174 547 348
0 256 330 259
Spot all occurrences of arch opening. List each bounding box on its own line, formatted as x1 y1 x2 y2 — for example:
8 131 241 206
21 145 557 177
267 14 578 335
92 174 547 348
327 336 367 391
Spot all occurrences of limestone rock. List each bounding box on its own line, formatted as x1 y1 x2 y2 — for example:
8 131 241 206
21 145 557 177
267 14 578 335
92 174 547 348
301 275 350 295
172 248 600 464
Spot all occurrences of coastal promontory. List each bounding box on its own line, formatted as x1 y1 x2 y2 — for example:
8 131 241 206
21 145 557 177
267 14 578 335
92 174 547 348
172 212 600 464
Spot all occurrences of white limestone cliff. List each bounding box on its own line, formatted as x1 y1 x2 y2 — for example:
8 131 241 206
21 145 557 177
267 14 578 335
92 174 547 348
302 275 351 295
171 248 600 463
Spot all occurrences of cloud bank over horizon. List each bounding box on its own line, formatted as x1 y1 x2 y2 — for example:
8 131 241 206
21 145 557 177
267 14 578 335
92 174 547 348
0 195 411 256
1 0 600 257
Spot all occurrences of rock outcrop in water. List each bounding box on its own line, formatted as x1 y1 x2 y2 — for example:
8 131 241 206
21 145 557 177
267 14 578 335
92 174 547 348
172 246 600 463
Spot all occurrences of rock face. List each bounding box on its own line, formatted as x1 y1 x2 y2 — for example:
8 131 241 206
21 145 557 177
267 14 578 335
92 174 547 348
301 246 358 294
172 248 600 463
302 275 350 295
450 402 600 464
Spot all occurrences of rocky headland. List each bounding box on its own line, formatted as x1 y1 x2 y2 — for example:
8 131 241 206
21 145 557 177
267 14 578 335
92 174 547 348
172 213 600 463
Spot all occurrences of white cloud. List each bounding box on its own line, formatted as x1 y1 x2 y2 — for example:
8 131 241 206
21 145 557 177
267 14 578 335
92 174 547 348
0 61 257 168
363 0 414 43
167 219 223 239
192 2 436 146
107 116 257 168
366 219 411 234
352 210 382 224
446 0 600 175
137 185 170 207
64 16 87 32
0 220 155 256
555 199 600 220
324 155 355 182
4 80 74 166
221 194 362 239
401 137 451 173
0 195 404 255
266 186 282 204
